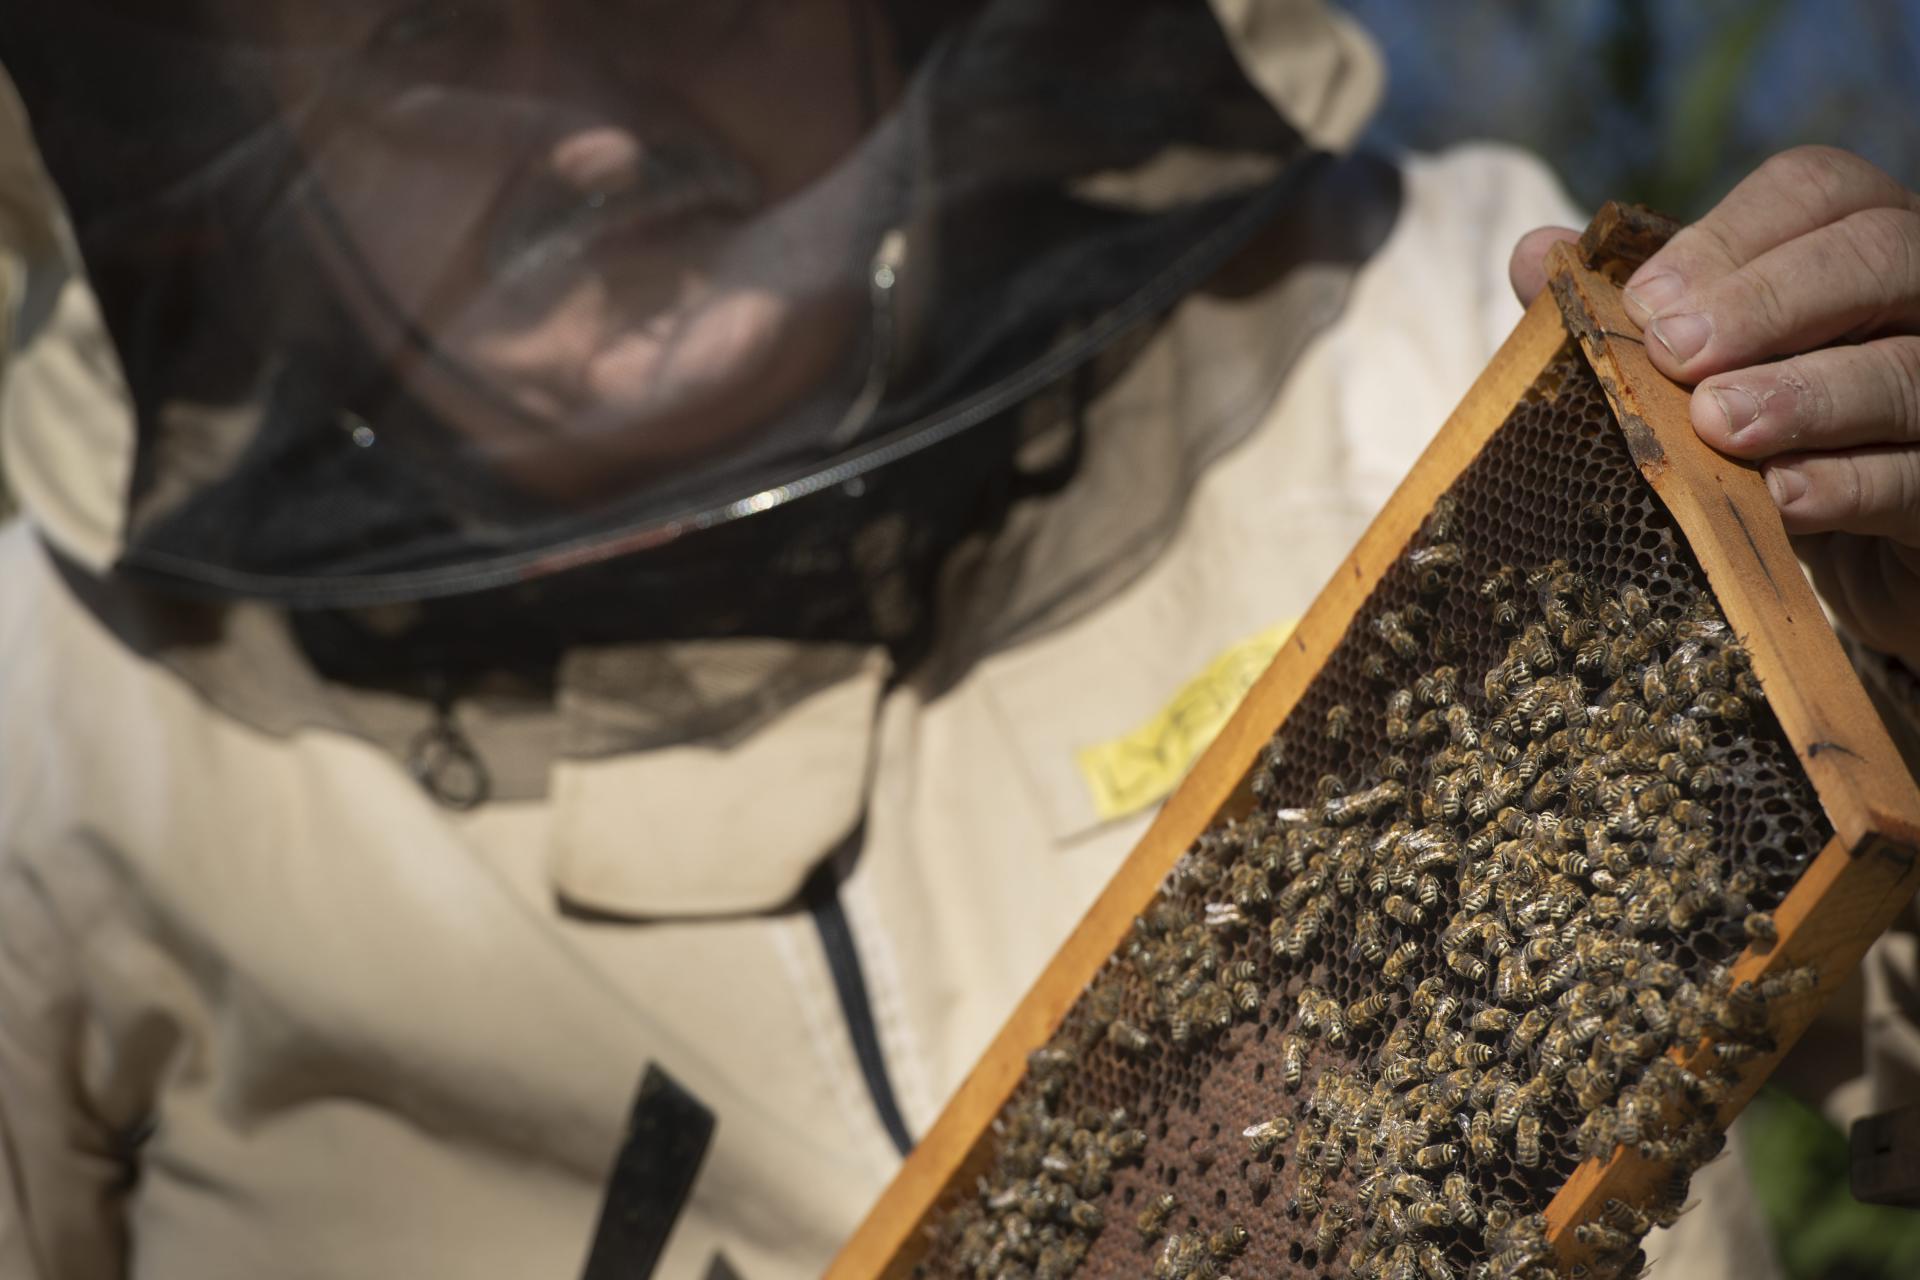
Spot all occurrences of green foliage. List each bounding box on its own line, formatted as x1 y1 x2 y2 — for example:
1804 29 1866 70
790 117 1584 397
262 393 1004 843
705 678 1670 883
1744 1086 1920 1280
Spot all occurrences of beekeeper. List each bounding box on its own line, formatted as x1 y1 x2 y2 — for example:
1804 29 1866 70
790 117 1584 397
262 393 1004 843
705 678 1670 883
1 1 1916 1277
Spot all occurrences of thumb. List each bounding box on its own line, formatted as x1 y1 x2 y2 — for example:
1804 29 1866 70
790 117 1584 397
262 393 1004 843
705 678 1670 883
1508 226 1581 305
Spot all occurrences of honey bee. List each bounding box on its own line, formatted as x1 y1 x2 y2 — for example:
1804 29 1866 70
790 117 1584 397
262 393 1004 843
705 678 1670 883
1566 1012 1603 1048
1745 911 1777 944
1243 1115 1293 1158
1466 1110 1496 1164
1409 1196 1454 1232
1137 1192 1178 1239
1538 952 1581 996
1469 1008 1514 1035
1354 910 1389 967
1634 987 1672 1034
1516 1112 1541 1167
1518 624 1557 672
1494 955 1533 1004
1036 1241 1087 1279
1573 1221 1632 1251
1426 774 1465 822
1413 1143 1459 1172
1378 1057 1421 1091
1069 1200 1104 1231
1202 901 1246 931
1692 690 1749 721
1311 1205 1354 1252
1479 562 1519 598
1385 894 1426 927
1410 542 1464 595
1457 877 1494 914
1108 1126 1148 1160
1383 941 1421 981
1028 1046 1075 1077
1107 1020 1150 1054
1417 1244 1456 1280
1759 964 1818 998
1227 867 1270 912
1491 1085 1534 1135
1327 703 1355 744
1415 666 1461 707
1443 704 1480 750
1374 611 1421 661
1326 780 1406 826
1349 990 1390 1029
1282 1035 1307 1090
1574 633 1610 677
1208 1225 1249 1259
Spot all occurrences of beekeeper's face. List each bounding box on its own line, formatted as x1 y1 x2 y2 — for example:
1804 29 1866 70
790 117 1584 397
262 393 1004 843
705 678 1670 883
266 0 901 500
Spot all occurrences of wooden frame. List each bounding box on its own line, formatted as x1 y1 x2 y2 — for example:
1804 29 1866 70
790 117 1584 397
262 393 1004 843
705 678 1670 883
1538 238 1920 1267
827 206 1920 1278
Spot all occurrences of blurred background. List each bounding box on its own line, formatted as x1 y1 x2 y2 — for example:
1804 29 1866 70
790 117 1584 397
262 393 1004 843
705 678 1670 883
1339 0 1920 218
1333 3 1920 1276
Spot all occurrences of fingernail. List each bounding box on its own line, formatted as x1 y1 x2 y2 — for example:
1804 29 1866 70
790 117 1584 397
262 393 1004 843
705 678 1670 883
1766 464 1807 507
1708 385 1761 439
1623 271 1684 322
1649 311 1711 363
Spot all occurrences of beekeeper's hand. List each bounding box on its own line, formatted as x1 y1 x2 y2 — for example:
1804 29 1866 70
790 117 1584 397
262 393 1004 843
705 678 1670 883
1509 146 1920 669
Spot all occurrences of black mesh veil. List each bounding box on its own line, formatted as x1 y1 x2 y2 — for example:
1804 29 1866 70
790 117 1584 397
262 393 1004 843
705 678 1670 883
1 0 1322 612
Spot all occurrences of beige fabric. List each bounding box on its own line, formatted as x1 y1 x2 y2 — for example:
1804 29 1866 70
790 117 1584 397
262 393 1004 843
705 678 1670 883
551 645 890 915
0 145 1712 1280
1209 0 1384 153
0 73 126 572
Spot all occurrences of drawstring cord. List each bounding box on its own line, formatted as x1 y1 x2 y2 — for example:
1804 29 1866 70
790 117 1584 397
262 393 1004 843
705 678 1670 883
407 676 491 810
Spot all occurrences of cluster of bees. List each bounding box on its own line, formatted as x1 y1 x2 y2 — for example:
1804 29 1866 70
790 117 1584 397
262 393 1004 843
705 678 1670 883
937 490 1822 1280
943 1067 1148 1279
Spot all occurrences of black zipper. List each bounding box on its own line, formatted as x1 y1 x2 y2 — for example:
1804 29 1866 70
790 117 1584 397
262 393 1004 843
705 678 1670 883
801 842 915 1158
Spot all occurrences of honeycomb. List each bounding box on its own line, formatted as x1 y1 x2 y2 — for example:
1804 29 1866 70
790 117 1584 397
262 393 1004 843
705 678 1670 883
921 344 1832 1280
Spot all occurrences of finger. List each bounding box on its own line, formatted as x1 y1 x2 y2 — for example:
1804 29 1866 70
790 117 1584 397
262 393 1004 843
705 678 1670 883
1623 146 1918 324
1763 445 1920 542
1795 531 1920 671
1638 205 1920 379
1692 335 1920 458
1508 226 1581 305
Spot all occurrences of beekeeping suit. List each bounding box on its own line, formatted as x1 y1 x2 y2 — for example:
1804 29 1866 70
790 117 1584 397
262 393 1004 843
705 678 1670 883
0 1 1812 1276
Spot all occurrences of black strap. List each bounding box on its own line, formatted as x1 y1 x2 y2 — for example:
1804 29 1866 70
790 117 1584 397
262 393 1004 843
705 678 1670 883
580 1064 717 1280
802 847 916 1157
